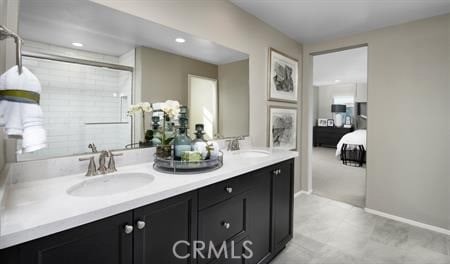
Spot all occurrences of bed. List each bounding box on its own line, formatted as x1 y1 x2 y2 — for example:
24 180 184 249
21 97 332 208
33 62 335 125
336 129 367 166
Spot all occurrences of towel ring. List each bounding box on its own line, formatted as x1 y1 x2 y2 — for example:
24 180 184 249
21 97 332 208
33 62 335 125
0 25 23 75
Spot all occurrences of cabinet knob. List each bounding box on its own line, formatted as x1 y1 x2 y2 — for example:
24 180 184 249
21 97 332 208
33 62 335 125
124 224 134 234
222 222 231 229
136 220 146 230
225 187 233 193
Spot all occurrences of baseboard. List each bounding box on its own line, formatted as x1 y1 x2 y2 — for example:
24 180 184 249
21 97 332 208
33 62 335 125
364 208 450 235
294 190 312 198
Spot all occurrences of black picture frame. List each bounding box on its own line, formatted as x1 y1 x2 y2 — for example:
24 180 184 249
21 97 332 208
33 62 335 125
327 119 334 127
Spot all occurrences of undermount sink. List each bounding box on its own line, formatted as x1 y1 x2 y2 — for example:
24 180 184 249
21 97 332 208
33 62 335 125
67 173 154 197
231 149 271 158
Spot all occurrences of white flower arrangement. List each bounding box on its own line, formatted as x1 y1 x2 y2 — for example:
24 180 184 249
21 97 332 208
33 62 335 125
127 102 152 116
161 100 180 118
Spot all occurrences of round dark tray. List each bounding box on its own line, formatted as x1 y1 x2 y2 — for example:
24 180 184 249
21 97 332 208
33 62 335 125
153 151 223 174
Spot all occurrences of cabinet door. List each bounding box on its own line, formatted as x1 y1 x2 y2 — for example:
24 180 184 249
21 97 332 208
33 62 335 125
133 192 197 264
245 170 271 264
18 211 133 264
271 160 294 253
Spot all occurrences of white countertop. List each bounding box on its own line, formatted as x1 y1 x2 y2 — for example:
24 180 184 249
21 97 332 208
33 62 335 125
0 148 297 249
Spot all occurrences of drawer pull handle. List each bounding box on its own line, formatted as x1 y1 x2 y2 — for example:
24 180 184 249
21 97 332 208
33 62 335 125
223 222 231 229
124 224 134 234
225 187 233 193
136 220 146 230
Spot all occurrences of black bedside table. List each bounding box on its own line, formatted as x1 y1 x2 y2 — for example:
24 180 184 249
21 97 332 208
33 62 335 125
313 126 353 148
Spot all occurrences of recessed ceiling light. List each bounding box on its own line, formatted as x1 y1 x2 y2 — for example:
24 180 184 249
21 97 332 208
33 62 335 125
71 42 83 47
175 38 186 43
335 79 341 83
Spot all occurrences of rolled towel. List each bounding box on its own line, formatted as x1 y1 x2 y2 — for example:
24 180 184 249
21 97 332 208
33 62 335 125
207 141 220 159
192 141 208 159
0 66 47 153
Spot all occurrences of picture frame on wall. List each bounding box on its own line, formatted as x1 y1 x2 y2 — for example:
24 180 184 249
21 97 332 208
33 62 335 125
268 106 297 150
268 48 299 103
318 118 328 127
327 119 334 127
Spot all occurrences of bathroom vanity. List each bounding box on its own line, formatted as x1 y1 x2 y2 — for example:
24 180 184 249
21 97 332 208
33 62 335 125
0 2 299 263
0 149 296 264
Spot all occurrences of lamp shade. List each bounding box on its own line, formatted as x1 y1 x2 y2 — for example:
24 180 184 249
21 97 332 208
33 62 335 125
331 104 346 113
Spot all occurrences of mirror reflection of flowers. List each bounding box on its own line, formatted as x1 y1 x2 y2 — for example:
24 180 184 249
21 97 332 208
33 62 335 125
128 102 153 143
157 100 181 146
161 100 181 119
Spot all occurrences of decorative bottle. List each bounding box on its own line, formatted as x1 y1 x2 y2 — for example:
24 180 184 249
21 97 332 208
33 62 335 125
173 127 192 159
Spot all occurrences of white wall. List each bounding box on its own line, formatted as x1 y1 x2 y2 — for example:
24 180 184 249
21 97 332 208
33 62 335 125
302 14 450 229
316 83 356 121
189 75 218 139
90 0 303 191
18 41 132 160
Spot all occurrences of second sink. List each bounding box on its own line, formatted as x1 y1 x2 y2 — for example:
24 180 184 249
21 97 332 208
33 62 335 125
231 149 271 158
67 173 154 197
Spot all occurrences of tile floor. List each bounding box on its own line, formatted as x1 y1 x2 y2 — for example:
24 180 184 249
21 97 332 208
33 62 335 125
272 194 450 264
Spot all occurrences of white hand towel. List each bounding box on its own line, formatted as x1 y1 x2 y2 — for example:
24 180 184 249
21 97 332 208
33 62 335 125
0 66 47 153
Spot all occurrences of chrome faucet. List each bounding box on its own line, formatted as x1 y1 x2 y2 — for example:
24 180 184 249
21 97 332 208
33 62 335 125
227 136 245 151
79 150 124 176
98 151 109 174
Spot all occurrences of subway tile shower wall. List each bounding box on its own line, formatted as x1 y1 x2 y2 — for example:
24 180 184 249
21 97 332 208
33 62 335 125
18 41 134 161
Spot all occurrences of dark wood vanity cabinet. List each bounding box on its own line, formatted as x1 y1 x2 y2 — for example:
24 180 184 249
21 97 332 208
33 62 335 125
270 161 294 253
133 192 198 264
0 159 294 264
0 192 197 264
9 211 134 264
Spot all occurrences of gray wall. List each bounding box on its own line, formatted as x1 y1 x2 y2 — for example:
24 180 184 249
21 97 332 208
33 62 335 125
218 59 249 138
91 0 303 192
303 14 450 229
136 46 218 107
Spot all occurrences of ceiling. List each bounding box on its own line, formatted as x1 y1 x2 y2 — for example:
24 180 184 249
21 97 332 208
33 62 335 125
231 0 450 43
19 0 248 65
313 46 367 86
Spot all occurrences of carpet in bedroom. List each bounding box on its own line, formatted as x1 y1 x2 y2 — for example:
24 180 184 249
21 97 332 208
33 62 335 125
312 147 366 207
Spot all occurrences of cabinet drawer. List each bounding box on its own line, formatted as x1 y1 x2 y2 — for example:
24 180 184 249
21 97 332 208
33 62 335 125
199 174 252 210
198 193 247 249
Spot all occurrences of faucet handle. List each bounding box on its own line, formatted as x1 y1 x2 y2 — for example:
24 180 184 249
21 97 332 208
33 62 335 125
107 151 123 173
79 156 97 176
109 150 123 157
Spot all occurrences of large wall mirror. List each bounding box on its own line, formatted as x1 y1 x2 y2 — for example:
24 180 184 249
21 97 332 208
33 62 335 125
17 0 249 161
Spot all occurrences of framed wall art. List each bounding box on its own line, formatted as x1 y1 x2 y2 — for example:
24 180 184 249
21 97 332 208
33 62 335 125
268 106 297 150
268 48 299 103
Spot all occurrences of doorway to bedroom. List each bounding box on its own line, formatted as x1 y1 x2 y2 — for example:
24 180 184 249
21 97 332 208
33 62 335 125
311 46 368 207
